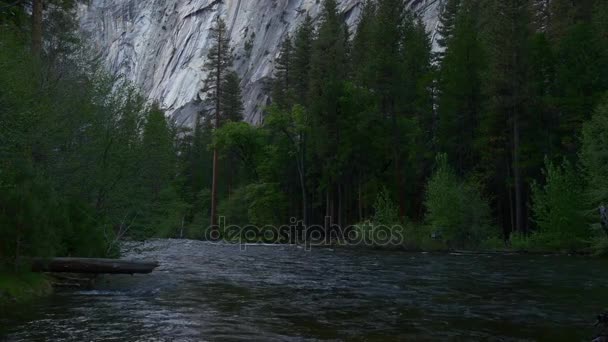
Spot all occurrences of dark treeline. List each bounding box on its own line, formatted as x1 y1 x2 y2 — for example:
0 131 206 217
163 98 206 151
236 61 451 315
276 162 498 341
2 0 608 267
213 0 608 252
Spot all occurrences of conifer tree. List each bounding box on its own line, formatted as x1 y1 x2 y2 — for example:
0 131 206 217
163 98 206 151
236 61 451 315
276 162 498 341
221 71 244 123
369 0 407 216
400 13 435 217
437 0 484 174
202 17 234 227
141 104 175 199
351 0 376 85
436 0 461 53
479 0 532 235
292 14 314 107
271 36 294 110
309 0 349 226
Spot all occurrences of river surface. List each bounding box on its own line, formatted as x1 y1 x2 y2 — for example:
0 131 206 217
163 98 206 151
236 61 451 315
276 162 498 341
1 239 608 341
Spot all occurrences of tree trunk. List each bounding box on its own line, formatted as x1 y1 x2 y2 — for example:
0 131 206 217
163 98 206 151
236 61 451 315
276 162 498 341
31 0 44 57
358 176 363 222
210 148 219 227
338 183 343 228
513 112 524 234
298 162 308 227
325 188 330 233
210 28 223 229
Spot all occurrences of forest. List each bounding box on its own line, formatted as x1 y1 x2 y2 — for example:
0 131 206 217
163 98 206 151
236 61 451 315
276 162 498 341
2 0 608 276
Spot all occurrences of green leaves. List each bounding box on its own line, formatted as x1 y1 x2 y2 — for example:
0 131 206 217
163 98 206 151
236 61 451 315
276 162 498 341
424 154 494 249
581 96 608 208
218 183 287 228
530 158 588 251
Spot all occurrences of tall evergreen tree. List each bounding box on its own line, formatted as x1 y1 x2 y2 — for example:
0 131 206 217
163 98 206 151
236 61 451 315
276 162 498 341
369 0 407 217
292 14 314 107
141 104 175 200
437 0 484 174
308 0 349 227
400 13 435 217
436 0 461 53
220 71 244 123
479 0 532 235
202 17 234 228
271 36 294 110
351 0 376 85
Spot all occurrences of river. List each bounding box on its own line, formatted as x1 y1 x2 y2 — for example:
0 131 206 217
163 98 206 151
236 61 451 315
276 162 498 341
1 239 607 341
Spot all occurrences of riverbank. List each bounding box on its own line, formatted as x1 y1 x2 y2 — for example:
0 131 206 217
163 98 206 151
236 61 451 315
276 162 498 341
0 273 53 308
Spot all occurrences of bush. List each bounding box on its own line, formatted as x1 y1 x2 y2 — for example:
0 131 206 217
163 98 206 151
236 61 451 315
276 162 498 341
372 188 400 226
581 96 608 250
0 163 111 270
530 158 588 251
219 182 287 230
424 154 494 249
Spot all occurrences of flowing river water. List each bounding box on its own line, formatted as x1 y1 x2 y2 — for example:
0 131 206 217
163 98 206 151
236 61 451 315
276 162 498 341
1 239 607 341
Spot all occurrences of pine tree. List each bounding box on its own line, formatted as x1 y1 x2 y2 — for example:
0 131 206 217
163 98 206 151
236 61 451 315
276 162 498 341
368 0 407 217
437 0 484 174
436 0 461 54
202 17 234 228
309 0 349 227
292 14 314 107
271 36 294 110
141 104 175 199
552 19 606 157
479 0 532 235
400 13 435 218
220 71 244 123
351 0 376 85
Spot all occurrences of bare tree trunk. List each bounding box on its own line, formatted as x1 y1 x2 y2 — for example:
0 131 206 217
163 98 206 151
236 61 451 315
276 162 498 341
180 215 185 238
298 161 308 227
513 112 524 234
338 183 343 228
32 0 44 57
210 148 219 227
210 29 223 229
14 223 22 272
358 176 363 222
325 188 330 233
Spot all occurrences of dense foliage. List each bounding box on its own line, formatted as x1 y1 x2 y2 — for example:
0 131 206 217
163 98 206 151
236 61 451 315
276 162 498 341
0 3 185 269
2 0 608 260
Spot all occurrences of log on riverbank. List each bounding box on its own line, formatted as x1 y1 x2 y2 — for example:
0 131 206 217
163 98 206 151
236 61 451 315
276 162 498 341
31 258 159 274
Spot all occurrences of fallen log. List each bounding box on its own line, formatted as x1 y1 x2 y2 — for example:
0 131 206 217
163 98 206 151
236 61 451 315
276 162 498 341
30 258 159 274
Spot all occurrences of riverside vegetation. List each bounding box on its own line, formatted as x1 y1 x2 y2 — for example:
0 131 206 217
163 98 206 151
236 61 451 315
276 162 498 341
2 0 608 301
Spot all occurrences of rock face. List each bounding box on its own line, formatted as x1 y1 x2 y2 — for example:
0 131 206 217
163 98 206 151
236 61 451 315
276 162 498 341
77 0 443 125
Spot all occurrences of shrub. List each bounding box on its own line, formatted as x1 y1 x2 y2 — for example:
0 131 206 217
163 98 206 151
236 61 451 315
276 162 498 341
581 96 608 249
372 188 400 226
350 191 407 248
219 182 287 229
530 158 588 251
424 153 494 249
581 95 608 208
